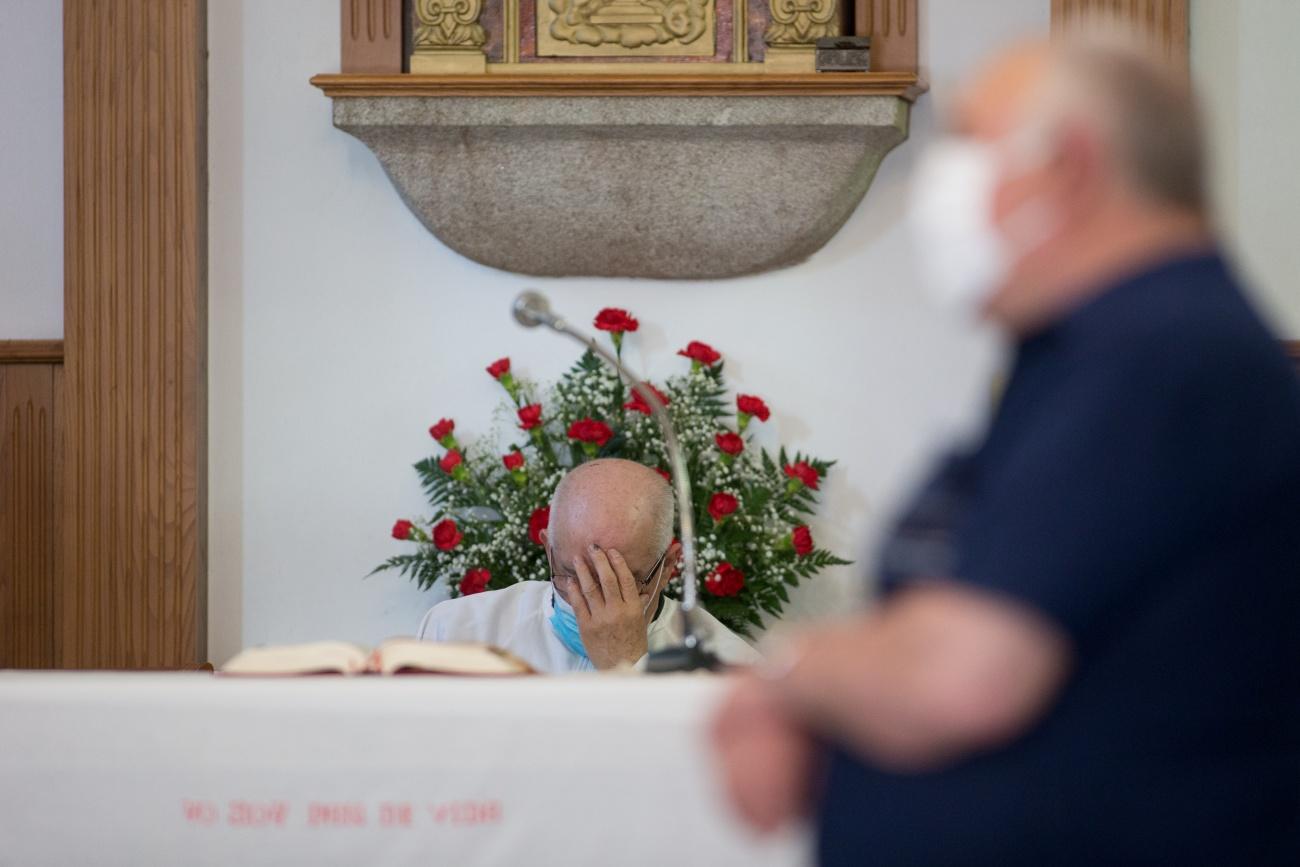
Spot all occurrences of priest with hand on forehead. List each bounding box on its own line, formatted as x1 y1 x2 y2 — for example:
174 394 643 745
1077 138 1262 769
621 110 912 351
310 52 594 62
416 458 759 673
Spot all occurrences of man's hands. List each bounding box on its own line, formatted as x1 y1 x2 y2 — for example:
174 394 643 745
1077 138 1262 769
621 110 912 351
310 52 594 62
569 546 650 670
709 586 1071 834
711 674 819 833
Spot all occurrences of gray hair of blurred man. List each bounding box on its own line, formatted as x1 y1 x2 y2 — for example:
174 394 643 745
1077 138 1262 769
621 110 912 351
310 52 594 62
549 458 675 559
1037 30 1207 215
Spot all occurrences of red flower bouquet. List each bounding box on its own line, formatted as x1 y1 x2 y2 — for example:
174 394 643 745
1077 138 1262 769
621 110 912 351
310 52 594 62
374 307 848 638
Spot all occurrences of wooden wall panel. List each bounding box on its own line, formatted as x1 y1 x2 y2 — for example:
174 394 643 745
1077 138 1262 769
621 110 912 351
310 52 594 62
0 363 61 668
1051 0 1188 72
853 0 918 73
341 0 403 73
63 0 207 669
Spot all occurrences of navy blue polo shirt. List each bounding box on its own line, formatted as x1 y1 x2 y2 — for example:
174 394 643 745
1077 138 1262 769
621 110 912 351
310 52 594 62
818 252 1300 866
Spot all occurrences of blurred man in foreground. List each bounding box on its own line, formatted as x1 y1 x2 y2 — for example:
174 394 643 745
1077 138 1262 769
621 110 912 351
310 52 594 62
418 458 758 672
712 36 1300 866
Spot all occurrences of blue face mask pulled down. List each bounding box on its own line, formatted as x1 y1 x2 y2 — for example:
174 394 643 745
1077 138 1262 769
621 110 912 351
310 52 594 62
549 593 589 660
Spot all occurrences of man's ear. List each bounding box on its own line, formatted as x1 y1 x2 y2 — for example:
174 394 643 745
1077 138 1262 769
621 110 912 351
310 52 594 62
539 528 549 547
666 540 682 579
1046 119 1106 219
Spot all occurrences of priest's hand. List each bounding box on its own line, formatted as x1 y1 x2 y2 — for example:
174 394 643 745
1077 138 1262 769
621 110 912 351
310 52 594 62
570 546 650 670
711 673 819 834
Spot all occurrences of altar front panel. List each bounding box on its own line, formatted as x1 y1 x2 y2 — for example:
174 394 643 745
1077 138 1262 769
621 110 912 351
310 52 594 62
0 672 809 866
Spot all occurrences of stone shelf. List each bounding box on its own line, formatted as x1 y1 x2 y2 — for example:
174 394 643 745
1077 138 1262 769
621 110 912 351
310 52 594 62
310 73 925 279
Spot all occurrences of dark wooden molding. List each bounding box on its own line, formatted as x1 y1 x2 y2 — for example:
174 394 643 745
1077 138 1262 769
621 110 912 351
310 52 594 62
0 341 64 365
62 0 207 669
309 71 927 100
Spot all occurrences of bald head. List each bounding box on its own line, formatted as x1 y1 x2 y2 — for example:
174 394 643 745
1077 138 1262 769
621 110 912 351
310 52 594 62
546 459 675 578
955 40 1054 140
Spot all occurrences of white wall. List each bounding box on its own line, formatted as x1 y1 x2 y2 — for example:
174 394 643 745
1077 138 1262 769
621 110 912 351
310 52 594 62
207 0 1053 664
1192 0 1300 337
1226 0 1300 336
1 1 1291 664
0 0 63 338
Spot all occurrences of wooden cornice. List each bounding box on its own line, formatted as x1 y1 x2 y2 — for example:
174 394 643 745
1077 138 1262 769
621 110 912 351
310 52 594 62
309 72 927 101
0 340 64 365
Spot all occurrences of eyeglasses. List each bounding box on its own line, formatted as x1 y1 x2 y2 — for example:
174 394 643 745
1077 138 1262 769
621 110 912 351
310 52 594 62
547 546 669 592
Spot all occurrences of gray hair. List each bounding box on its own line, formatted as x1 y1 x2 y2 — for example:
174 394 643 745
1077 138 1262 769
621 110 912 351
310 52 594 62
646 473 675 554
1043 32 1207 213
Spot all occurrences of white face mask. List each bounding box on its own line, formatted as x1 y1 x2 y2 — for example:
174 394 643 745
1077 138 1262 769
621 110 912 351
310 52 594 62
906 139 1009 317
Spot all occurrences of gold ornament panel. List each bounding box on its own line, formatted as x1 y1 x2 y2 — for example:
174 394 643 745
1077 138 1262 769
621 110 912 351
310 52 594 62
538 0 717 57
764 0 839 46
414 0 488 48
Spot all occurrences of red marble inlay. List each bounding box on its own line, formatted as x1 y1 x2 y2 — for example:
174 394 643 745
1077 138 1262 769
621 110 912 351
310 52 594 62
747 0 769 62
482 0 506 62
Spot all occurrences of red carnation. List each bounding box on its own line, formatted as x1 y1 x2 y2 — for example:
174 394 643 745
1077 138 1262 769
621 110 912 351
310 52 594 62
432 519 463 551
568 418 614 448
428 418 455 443
705 562 745 597
792 525 814 557
391 519 415 541
517 404 543 431
503 451 525 471
459 568 491 596
439 450 463 475
528 506 550 546
677 341 722 367
594 308 639 334
655 468 671 483
737 394 771 422
708 491 739 522
486 357 511 380
624 384 670 415
715 432 744 456
784 461 820 490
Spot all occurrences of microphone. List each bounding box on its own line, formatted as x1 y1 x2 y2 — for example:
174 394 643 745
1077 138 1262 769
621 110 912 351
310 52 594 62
512 291 561 331
512 290 718 673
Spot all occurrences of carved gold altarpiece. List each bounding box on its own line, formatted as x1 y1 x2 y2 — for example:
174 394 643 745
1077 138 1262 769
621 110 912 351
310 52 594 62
411 0 490 72
344 0 893 72
537 0 716 58
402 0 896 73
322 1 922 278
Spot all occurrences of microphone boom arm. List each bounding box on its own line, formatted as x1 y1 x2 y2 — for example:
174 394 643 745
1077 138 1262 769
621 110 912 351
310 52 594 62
512 291 716 671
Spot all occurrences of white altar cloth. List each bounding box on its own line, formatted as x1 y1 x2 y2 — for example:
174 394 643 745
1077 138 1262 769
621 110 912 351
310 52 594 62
0 671 810 867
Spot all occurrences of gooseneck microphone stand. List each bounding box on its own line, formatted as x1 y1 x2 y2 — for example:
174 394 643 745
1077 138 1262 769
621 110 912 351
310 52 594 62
512 290 719 673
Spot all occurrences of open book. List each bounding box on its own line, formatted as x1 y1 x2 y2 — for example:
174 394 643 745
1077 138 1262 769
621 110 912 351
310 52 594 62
220 639 534 676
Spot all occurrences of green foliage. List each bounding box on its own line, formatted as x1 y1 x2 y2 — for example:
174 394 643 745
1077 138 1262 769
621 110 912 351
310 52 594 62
372 320 852 638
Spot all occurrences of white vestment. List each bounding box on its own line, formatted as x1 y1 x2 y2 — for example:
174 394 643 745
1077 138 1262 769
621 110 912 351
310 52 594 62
416 581 762 673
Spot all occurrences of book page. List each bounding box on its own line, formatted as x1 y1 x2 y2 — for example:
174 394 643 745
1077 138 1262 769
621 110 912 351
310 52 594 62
220 641 371 675
375 639 534 676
